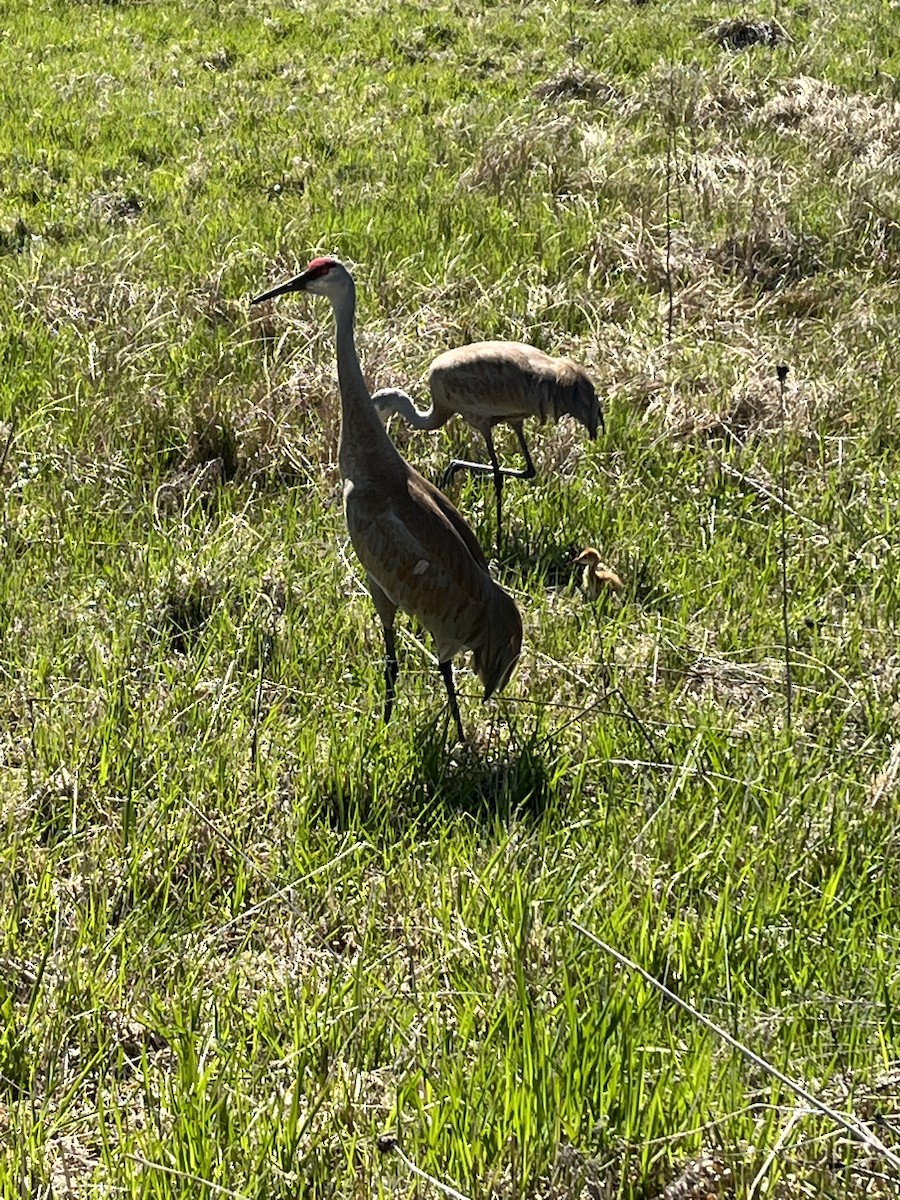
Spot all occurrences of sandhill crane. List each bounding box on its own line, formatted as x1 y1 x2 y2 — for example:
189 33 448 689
574 547 623 598
372 341 603 555
251 258 522 742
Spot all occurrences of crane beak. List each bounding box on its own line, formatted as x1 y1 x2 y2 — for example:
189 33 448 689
250 269 311 305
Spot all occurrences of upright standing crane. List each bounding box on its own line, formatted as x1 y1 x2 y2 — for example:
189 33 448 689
251 258 522 742
372 341 603 555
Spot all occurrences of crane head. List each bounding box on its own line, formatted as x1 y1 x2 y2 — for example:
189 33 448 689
251 256 351 305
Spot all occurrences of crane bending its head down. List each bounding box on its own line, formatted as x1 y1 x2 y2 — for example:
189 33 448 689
251 257 523 741
372 340 603 556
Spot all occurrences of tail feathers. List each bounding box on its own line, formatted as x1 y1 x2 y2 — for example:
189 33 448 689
473 585 523 699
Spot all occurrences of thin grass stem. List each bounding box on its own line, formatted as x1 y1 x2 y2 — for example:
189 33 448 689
570 922 900 1175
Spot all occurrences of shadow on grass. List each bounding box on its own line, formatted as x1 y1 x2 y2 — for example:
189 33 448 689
615 551 671 611
497 529 583 589
309 718 555 833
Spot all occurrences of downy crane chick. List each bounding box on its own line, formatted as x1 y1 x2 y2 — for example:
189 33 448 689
251 258 522 742
574 547 623 598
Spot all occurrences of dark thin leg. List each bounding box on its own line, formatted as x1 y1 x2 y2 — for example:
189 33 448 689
440 458 488 488
439 660 465 743
512 424 537 480
484 429 505 558
383 623 399 723
439 426 538 555
368 577 399 724
439 423 536 490
440 454 535 486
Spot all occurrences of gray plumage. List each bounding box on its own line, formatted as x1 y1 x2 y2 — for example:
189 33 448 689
251 258 522 740
373 340 603 554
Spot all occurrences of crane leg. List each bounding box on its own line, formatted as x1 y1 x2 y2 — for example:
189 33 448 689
439 426 537 556
439 660 466 743
383 625 399 723
483 429 506 558
368 578 399 723
513 425 537 480
440 423 537 488
440 454 535 487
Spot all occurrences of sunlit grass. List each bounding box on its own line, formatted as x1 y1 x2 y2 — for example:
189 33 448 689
1 0 900 1196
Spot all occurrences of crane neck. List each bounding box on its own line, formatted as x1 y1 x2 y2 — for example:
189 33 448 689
330 283 402 479
376 389 446 431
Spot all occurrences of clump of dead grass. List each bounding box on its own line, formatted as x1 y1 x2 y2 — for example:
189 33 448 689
528 1142 738 1200
685 149 799 226
531 412 597 478
529 1141 623 1198
755 76 900 166
459 114 587 197
533 70 619 104
153 456 227 521
0 216 35 254
192 275 249 331
704 16 788 51
89 187 143 225
710 211 824 291
657 374 811 443
622 62 771 132
866 740 900 813
586 216 708 293
154 394 311 500
679 651 786 727
658 1151 734 1197
35 262 158 335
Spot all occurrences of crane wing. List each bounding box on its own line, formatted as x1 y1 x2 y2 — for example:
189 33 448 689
406 469 491 572
344 469 496 664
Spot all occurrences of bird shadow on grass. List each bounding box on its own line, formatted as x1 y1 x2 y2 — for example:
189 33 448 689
418 720 555 822
497 530 584 590
309 716 556 834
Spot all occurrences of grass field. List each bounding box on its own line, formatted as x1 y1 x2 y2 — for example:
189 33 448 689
2 0 900 1195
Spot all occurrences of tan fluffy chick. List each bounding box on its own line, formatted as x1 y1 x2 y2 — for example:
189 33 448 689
574 547 624 598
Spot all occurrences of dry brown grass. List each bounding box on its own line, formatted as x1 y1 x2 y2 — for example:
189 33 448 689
533 71 620 104
755 76 900 164
704 16 789 51
459 114 589 197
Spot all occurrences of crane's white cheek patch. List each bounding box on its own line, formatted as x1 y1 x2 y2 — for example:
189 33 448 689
413 559 430 576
